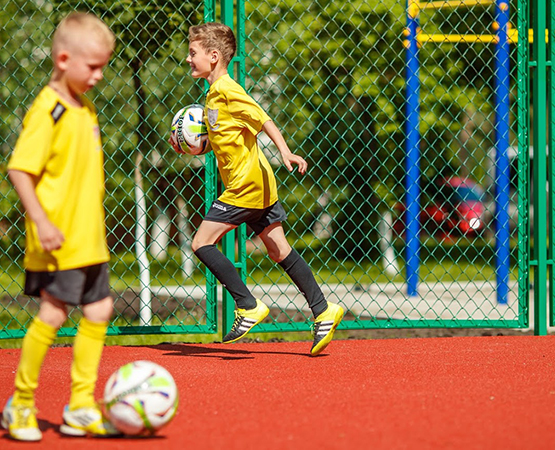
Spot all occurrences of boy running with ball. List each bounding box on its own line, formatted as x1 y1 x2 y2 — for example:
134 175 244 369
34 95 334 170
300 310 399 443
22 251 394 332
170 22 344 356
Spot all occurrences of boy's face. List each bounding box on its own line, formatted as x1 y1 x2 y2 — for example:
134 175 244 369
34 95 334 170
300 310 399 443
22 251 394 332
186 41 213 79
57 38 112 96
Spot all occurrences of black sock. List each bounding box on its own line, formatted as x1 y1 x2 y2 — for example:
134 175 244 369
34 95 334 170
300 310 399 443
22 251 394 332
278 249 327 317
194 244 257 310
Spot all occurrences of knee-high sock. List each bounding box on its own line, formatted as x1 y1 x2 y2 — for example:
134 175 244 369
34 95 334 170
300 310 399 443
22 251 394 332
194 244 257 310
69 318 108 410
13 317 57 407
278 249 327 317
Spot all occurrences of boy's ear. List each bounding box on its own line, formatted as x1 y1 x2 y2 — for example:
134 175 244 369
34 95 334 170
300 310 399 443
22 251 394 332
55 50 71 71
210 49 220 64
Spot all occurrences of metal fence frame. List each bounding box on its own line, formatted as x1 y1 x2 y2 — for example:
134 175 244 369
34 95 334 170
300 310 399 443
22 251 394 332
0 0 551 339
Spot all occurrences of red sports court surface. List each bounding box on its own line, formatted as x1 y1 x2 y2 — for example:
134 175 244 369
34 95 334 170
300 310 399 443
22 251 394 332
2 336 555 449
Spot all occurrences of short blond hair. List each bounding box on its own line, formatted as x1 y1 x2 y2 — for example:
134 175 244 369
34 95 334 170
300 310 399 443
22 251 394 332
52 12 115 57
188 22 236 66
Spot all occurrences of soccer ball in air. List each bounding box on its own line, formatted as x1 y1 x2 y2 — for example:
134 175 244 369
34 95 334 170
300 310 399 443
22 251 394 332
103 360 179 436
171 104 211 155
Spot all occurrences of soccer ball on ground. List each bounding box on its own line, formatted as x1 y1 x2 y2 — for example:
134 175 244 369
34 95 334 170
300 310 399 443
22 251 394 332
103 360 179 436
170 104 211 155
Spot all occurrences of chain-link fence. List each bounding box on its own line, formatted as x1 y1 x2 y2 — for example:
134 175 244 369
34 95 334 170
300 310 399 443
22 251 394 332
0 0 535 339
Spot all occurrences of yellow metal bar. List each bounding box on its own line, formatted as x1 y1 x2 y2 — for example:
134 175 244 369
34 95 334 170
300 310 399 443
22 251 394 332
415 29 546 45
415 0 494 10
417 33 500 43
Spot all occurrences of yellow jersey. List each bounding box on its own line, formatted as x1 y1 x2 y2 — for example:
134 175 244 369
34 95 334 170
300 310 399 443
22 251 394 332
205 74 278 209
8 86 110 271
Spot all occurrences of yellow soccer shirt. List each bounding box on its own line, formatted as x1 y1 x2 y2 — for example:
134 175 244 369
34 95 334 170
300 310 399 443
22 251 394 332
205 74 278 209
8 86 110 271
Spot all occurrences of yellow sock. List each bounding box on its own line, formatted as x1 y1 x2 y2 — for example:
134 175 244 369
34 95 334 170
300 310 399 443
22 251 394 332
13 317 57 407
69 317 108 410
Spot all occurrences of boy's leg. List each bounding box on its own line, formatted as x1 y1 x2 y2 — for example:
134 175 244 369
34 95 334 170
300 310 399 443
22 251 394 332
260 223 327 316
193 220 258 309
195 244 269 343
62 301 118 437
194 244 257 309
279 248 344 355
277 248 328 316
13 318 59 406
12 318 57 405
192 220 268 342
4 292 65 441
69 298 112 410
61 264 119 437
260 223 344 355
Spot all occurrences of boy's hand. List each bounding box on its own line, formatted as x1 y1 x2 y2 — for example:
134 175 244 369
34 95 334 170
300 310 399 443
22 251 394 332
8 169 65 251
282 153 308 175
36 219 65 251
168 133 185 154
262 120 308 175
169 133 207 156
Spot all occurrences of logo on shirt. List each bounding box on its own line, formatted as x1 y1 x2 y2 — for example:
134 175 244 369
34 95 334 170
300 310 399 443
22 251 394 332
207 108 220 131
50 102 66 124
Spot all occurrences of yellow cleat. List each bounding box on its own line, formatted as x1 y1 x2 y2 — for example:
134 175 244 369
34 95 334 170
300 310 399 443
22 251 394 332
59 404 121 437
311 302 344 356
223 299 270 343
1 396 42 441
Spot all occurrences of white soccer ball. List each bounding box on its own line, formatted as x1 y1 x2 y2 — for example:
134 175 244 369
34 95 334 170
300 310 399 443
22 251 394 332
103 360 179 436
171 104 211 155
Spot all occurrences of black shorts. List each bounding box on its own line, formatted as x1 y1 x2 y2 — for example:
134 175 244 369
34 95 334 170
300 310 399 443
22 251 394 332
204 200 288 235
24 263 111 306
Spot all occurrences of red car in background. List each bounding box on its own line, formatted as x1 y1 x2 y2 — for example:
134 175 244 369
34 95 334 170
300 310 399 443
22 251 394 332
393 177 486 238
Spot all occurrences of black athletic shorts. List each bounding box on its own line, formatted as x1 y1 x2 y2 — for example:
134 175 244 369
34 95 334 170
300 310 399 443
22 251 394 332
24 263 111 306
204 200 288 235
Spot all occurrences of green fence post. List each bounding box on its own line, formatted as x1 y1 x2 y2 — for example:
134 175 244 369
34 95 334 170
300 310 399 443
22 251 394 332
203 0 219 335
220 0 247 336
550 0 555 326
532 0 548 335
517 0 531 327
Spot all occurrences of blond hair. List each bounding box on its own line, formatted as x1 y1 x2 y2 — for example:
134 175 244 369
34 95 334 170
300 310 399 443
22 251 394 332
52 12 115 57
188 22 236 66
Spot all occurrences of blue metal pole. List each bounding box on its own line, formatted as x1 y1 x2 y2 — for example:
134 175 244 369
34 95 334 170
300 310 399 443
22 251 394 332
494 0 511 304
405 1 421 297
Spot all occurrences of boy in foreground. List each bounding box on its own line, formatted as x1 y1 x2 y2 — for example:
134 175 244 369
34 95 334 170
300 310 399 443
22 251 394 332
2 12 120 441
170 22 344 356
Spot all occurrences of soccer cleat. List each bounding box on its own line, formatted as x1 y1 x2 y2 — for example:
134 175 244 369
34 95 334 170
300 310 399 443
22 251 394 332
59 404 121 437
223 299 270 343
1 396 42 441
310 302 345 356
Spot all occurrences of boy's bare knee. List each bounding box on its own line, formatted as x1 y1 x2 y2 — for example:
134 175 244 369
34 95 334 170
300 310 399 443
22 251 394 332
38 291 68 329
83 296 113 323
38 308 67 329
268 248 289 263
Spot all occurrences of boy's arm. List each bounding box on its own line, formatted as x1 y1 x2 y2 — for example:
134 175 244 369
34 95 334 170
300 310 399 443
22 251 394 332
8 169 65 251
262 120 308 175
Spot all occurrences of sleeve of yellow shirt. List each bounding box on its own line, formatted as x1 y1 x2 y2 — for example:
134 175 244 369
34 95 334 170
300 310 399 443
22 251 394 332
226 82 271 137
8 101 54 176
